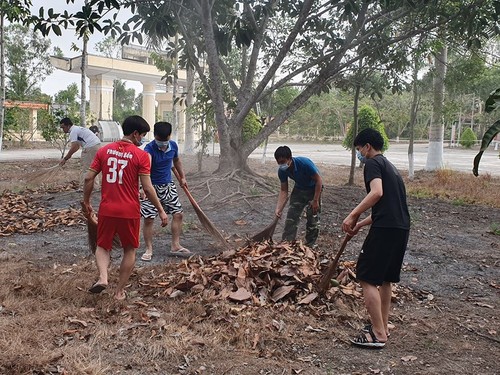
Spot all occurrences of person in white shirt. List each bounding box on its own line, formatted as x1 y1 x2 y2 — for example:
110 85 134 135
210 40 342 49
59 117 102 187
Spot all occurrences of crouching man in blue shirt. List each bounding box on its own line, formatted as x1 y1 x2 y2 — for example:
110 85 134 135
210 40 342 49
274 146 323 247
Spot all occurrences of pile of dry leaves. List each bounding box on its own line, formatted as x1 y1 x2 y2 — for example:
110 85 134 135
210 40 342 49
0 186 83 236
134 241 367 306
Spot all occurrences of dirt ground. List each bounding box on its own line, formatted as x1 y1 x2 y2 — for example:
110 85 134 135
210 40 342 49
0 151 499 375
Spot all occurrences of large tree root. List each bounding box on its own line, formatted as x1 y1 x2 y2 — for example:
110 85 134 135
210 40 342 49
187 169 278 206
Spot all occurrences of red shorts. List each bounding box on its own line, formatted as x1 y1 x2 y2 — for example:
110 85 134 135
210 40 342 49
97 215 140 250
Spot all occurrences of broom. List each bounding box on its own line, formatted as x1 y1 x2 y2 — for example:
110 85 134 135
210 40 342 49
28 164 64 184
80 201 121 254
251 196 289 242
172 168 229 249
317 234 351 294
81 201 98 254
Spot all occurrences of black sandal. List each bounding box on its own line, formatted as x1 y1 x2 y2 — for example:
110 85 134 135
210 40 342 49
350 325 386 348
363 324 390 337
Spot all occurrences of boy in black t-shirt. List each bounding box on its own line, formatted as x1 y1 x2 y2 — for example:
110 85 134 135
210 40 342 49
342 128 410 349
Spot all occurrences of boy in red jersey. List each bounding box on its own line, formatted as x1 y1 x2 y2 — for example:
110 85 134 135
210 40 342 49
82 115 168 300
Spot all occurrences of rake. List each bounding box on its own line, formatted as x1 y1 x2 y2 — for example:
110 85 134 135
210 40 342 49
172 168 229 249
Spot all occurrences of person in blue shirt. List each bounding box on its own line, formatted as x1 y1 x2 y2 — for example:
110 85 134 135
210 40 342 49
274 146 323 247
139 122 192 261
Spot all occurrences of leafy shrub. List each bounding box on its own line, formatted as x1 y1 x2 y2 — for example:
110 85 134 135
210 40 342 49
343 105 389 151
242 109 263 142
459 127 477 148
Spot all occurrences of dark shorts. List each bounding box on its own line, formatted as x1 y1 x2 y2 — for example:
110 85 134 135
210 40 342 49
356 227 409 286
97 215 140 250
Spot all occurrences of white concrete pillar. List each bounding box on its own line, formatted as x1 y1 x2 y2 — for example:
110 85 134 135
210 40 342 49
29 109 40 141
142 82 157 135
89 75 115 121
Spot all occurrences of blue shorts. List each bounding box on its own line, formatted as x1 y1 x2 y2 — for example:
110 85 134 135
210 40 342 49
356 227 409 286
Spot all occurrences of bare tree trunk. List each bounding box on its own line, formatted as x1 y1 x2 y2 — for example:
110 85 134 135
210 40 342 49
425 42 447 170
0 10 5 152
408 58 420 180
348 83 361 185
172 33 179 141
80 35 87 127
184 64 196 154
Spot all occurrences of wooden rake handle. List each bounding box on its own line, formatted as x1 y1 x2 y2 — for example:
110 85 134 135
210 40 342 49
317 234 352 294
171 167 200 211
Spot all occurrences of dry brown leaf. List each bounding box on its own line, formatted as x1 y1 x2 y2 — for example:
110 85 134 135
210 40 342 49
68 317 88 327
228 287 252 301
298 292 318 305
271 285 294 302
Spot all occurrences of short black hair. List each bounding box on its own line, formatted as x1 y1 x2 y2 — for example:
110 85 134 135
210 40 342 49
154 122 172 140
122 115 150 136
60 117 73 126
89 125 99 134
274 146 292 160
353 128 384 151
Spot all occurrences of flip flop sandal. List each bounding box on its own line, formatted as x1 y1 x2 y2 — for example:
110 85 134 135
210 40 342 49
141 252 152 261
362 324 390 337
88 282 107 294
169 247 193 257
350 325 386 349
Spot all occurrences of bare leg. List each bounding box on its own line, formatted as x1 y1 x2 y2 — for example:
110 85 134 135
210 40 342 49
171 212 183 251
115 246 136 300
360 280 388 342
142 218 154 256
380 282 392 336
94 246 110 286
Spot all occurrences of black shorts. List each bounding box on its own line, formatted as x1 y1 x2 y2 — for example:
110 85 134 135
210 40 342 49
356 227 409 286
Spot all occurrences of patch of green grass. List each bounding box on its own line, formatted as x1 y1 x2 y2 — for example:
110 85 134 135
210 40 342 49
249 187 261 196
408 188 433 199
452 198 466 206
490 222 500 235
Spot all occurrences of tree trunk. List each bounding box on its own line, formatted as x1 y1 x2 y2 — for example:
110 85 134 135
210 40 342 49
80 35 87 127
172 33 179 141
425 42 447 171
199 2 232 170
408 57 420 180
0 10 5 152
184 64 196 154
217 120 252 173
348 83 361 185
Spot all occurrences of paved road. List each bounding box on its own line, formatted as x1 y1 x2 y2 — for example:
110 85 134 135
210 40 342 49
1 141 498 176
249 142 500 176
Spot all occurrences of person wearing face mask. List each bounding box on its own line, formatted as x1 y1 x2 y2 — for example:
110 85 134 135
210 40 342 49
274 146 323 248
342 128 410 349
139 121 192 261
82 115 169 301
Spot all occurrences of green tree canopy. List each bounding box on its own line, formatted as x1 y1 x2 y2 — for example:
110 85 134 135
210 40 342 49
4 24 52 100
30 0 500 173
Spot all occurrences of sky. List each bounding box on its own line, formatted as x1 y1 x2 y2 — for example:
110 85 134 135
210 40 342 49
29 0 142 97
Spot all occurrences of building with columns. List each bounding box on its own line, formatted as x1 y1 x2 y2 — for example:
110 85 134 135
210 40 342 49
49 47 191 143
